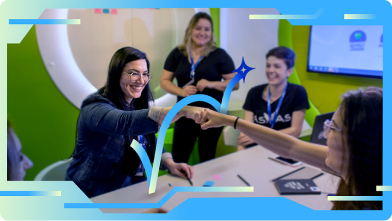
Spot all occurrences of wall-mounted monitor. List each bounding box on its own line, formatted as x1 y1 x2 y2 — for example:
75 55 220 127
308 25 383 78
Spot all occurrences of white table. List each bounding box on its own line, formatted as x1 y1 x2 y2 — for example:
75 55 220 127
91 146 340 213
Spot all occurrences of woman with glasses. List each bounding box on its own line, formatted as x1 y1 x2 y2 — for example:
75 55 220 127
66 47 205 198
238 46 309 151
160 12 238 164
200 87 382 210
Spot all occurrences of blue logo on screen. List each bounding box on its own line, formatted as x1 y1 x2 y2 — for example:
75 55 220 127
349 30 366 51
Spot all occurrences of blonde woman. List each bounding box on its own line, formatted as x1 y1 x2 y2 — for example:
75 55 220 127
160 12 238 163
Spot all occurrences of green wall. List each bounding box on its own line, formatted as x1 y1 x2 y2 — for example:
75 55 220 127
8 26 79 180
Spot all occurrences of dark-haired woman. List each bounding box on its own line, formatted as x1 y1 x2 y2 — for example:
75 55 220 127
160 12 238 164
238 46 309 151
66 47 204 198
201 87 382 210
7 120 34 181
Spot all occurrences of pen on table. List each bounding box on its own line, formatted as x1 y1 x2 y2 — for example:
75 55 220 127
237 174 250 186
268 157 286 165
183 171 193 186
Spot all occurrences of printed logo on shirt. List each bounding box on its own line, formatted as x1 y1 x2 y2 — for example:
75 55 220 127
254 112 291 125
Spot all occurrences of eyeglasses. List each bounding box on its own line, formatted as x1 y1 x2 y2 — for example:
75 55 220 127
323 119 342 138
124 71 152 82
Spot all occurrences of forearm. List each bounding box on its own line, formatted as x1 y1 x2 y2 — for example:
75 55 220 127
148 106 181 126
233 117 297 158
160 152 174 170
234 117 328 170
161 79 183 96
210 79 239 92
278 127 302 138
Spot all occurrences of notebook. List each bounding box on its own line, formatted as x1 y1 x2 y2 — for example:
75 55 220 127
274 179 321 195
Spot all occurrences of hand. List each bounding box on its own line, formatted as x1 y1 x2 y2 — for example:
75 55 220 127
181 85 197 97
196 79 212 92
144 208 169 213
200 109 232 130
179 106 207 124
165 158 194 179
237 133 255 146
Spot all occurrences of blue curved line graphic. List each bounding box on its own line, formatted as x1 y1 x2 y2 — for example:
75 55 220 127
130 94 221 194
130 140 153 187
220 74 243 114
149 95 221 193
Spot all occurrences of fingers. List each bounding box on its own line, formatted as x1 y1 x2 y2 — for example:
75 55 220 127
185 165 194 179
237 134 253 146
183 86 197 97
243 139 255 146
237 135 248 144
181 164 191 179
200 111 210 129
196 80 207 92
179 164 194 179
144 208 168 213
157 208 169 213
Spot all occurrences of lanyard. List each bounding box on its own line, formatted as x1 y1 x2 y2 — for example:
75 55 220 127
136 135 147 175
190 54 203 79
267 84 287 129
138 135 146 150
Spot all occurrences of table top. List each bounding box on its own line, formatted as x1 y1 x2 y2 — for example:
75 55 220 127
91 146 340 213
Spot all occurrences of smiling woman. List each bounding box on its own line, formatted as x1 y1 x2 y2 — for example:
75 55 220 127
238 47 310 151
65 47 205 198
160 12 238 164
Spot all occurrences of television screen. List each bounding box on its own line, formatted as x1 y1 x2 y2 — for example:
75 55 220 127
308 25 383 78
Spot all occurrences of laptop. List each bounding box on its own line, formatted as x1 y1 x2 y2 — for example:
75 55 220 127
310 112 334 146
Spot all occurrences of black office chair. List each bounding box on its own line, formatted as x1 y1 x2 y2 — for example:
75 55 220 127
310 112 334 146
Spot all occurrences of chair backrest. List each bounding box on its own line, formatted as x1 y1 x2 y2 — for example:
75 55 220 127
310 112 334 146
223 126 241 147
34 159 72 181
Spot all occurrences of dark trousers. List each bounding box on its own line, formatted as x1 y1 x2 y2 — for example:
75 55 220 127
172 117 223 164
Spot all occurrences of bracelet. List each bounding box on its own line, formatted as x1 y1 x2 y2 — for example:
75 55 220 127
234 117 240 129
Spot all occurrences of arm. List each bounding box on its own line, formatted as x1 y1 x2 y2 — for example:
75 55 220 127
201 110 330 171
278 109 306 138
196 72 239 92
160 69 197 97
82 102 159 136
237 110 255 150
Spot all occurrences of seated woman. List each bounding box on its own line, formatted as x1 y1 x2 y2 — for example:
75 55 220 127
7 120 33 180
238 46 309 150
201 87 382 210
66 47 205 198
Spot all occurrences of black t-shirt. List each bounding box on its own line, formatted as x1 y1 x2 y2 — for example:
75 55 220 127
163 47 235 109
243 83 310 130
